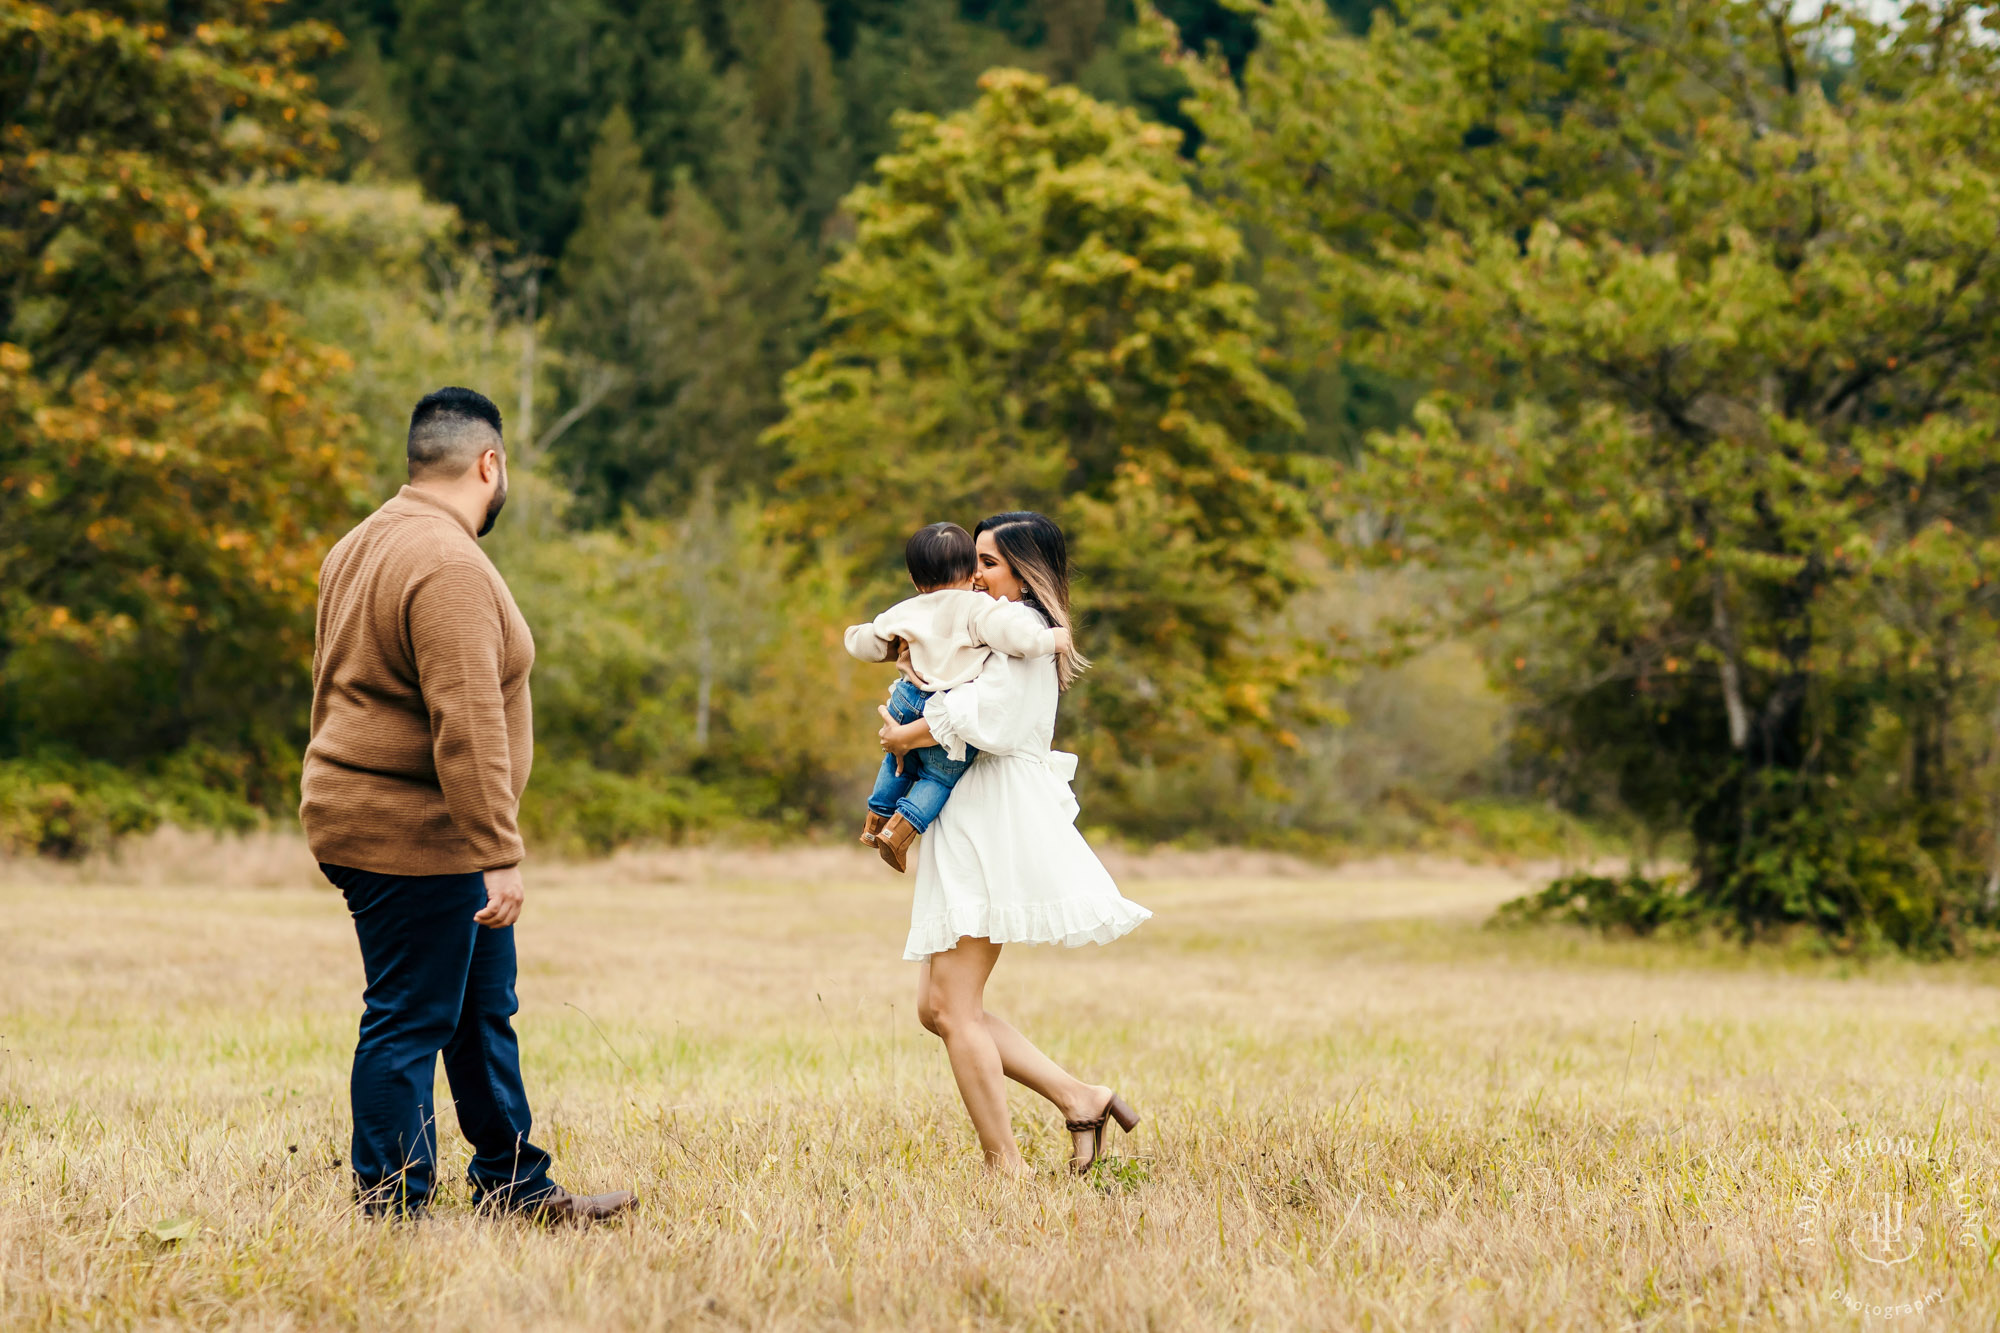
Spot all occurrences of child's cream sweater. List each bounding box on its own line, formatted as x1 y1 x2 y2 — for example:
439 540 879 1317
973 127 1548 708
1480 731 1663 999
843 590 1056 691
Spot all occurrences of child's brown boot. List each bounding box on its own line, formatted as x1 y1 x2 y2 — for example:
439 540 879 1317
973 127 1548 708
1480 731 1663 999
875 813 919 873
860 812 888 846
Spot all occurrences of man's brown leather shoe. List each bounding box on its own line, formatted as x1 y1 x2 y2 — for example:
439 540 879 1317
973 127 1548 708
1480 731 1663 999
527 1188 637 1224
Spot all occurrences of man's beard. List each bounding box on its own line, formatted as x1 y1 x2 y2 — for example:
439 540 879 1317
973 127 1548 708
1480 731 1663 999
477 469 508 538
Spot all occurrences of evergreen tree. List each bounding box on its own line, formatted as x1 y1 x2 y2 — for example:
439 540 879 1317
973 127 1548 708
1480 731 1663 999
625 25 740 206
548 105 812 515
395 0 630 257
837 0 1038 173
728 0 853 230
1038 0 1111 80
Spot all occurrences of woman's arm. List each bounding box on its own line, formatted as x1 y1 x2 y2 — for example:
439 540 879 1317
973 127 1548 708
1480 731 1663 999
923 653 1050 761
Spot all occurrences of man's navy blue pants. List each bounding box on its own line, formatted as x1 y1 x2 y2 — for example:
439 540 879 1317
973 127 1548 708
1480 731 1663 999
322 863 557 1214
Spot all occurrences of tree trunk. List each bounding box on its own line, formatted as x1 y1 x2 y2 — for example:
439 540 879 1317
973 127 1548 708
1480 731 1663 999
516 269 538 458
1711 572 1751 751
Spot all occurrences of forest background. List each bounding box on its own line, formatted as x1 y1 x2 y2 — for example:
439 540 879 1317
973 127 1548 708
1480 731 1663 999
10 0 2000 951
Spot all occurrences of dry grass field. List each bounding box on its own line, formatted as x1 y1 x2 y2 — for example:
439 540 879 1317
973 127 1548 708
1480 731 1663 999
4 834 2000 1330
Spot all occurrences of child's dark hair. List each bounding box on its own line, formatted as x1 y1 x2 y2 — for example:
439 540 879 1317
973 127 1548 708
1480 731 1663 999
905 522 975 590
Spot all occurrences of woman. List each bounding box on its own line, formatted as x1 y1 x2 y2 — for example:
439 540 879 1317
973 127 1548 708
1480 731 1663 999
876 511 1153 1175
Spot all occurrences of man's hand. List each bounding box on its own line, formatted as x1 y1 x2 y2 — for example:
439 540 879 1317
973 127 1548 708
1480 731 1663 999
1052 626 1073 655
475 864 525 928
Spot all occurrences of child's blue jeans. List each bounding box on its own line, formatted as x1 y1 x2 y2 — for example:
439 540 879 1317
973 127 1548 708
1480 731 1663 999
868 679 976 832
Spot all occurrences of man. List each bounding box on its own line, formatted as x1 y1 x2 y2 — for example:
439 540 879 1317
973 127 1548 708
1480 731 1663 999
301 386 634 1222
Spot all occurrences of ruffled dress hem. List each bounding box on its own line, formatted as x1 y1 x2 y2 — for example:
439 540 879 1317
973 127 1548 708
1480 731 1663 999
902 898 1152 962
902 650 1150 963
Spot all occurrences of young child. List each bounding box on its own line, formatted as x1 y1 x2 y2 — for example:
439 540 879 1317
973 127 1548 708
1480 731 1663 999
844 522 1071 872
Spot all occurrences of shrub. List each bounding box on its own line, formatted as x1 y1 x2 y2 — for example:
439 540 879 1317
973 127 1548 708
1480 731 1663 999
0 753 267 860
1495 872 1697 938
518 756 777 858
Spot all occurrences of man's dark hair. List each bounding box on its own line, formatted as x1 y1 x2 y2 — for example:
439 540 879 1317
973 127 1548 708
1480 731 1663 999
905 521 976 591
407 387 504 479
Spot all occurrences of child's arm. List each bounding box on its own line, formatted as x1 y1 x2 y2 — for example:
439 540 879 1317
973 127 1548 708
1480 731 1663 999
966 598 1062 659
843 620 897 663
895 637 932 687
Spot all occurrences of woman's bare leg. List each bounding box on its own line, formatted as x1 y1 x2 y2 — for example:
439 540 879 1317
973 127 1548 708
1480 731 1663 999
976 1010 1113 1163
919 939 1025 1173
917 950 1114 1170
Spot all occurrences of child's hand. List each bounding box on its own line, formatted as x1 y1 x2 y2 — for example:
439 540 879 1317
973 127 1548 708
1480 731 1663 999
894 637 931 686
878 704 907 776
1052 626 1073 655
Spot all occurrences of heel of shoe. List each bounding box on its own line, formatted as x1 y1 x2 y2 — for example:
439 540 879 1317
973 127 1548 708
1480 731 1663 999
1105 1093 1139 1133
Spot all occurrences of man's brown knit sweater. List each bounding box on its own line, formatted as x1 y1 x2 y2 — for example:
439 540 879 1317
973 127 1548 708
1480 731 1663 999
300 486 534 875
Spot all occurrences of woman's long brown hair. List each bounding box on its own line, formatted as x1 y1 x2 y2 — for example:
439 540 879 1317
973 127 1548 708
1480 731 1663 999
974 511 1090 691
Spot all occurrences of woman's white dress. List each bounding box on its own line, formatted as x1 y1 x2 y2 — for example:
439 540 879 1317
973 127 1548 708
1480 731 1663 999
904 650 1151 961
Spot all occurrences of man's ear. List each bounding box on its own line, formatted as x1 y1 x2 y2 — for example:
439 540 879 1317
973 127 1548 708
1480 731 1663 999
479 447 502 482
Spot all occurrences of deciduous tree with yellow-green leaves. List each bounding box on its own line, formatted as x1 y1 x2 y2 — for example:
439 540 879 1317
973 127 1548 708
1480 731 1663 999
771 70 1320 819
0 2 369 844
1180 0 2000 946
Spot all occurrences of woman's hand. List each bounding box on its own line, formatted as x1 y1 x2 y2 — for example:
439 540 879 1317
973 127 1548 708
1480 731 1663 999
878 705 936 776
1052 626 1073 655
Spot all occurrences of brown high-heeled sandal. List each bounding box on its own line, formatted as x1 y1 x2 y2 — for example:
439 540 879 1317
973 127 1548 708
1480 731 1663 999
1066 1092 1140 1174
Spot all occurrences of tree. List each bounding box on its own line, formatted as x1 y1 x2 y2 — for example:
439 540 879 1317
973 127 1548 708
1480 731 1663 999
235 177 522 485
770 70 1312 805
836 0 1039 173
0 1 368 807
623 22 746 211
392 0 637 258
384 1 852 259
503 481 891 846
1037 0 1111 82
727 0 852 230
1182 0 2000 946
2 2 338 377
547 102 814 515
